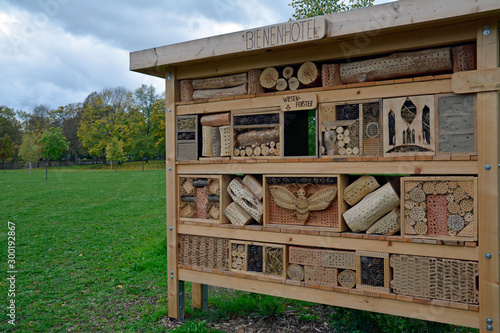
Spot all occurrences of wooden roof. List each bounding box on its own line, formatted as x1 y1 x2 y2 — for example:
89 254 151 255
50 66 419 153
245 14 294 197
130 0 500 78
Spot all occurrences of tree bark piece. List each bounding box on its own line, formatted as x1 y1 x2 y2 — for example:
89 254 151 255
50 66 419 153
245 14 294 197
275 78 288 91
321 64 342 87
180 80 193 102
288 77 302 91
224 202 253 226
193 84 247 100
366 209 400 235
451 43 476 72
236 128 279 147
200 112 231 126
248 69 265 94
260 67 279 90
343 182 400 232
192 73 247 90
340 47 452 84
227 178 263 223
297 61 321 87
343 175 380 206
283 66 294 79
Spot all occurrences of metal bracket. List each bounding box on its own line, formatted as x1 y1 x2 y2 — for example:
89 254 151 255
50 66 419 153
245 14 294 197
202 284 209 311
178 281 185 322
483 25 491 36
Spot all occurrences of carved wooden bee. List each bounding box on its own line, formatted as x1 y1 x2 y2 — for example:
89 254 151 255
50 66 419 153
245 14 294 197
269 184 337 225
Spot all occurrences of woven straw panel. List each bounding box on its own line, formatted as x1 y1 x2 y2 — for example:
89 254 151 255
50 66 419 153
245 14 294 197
390 254 478 304
178 234 229 271
304 266 338 287
268 184 338 227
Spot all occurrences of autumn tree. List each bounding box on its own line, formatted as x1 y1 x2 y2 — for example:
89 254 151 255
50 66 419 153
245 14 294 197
50 103 85 161
0 135 14 173
290 0 374 20
151 98 166 156
19 104 53 135
0 106 22 152
106 137 126 172
39 127 69 180
19 133 41 175
78 87 141 160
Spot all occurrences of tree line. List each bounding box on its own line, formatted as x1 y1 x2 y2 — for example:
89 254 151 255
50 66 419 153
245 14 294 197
0 85 165 176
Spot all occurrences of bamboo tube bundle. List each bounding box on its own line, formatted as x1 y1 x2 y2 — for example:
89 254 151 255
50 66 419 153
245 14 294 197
343 183 400 232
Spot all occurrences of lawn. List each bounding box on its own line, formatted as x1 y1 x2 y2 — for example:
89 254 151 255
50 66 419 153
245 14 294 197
0 165 168 332
0 163 477 332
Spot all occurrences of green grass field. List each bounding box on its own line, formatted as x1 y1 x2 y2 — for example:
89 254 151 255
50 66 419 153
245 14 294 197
0 163 477 332
0 164 168 332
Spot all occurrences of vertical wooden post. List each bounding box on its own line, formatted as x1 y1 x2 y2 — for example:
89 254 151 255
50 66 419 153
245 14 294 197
477 17 500 333
192 283 208 310
166 68 180 319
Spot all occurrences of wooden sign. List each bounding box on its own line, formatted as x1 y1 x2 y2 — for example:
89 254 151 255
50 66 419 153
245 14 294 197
243 17 326 51
280 93 317 111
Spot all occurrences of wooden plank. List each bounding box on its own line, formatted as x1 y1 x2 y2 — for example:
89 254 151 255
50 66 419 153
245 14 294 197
452 68 500 94
177 79 453 116
178 223 478 261
178 269 479 329
166 68 179 319
476 17 500 333
192 283 203 309
178 160 478 176
130 1 499 74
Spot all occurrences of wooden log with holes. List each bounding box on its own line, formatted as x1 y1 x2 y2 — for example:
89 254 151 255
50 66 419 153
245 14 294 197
275 78 288 91
242 175 263 200
248 69 265 94
366 208 400 235
321 63 342 87
227 178 263 223
343 182 400 232
451 43 477 72
260 67 279 90
340 47 453 84
236 128 280 147
192 84 247 100
344 175 381 206
200 112 231 127
224 202 253 226
192 73 247 90
283 66 294 79
179 80 193 102
288 77 302 91
297 61 321 87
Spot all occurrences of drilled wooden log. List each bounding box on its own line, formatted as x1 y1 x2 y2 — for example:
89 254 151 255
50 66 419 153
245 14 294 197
297 61 321 87
343 182 400 232
283 66 294 79
287 264 305 281
340 47 452 84
323 130 337 156
275 78 288 91
192 73 247 90
202 126 213 157
236 128 279 147
260 67 279 90
242 175 263 200
288 77 302 91
253 146 261 156
451 43 476 72
321 63 342 87
211 126 221 157
366 208 400 235
193 84 247 100
344 175 380 206
248 69 265 94
180 80 193 102
200 112 231 127
224 202 253 226
227 178 263 223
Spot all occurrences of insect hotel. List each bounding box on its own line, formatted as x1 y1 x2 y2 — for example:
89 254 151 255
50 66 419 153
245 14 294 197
130 0 500 330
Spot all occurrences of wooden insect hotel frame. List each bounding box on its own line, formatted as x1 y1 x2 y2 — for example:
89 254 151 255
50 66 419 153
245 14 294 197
130 0 500 330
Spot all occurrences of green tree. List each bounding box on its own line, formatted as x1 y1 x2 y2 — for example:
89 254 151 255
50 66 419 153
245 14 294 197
0 106 22 151
290 0 374 20
151 98 166 156
39 127 69 180
19 104 53 136
132 85 162 169
106 137 126 172
50 103 85 162
19 133 41 175
78 87 140 160
0 134 14 173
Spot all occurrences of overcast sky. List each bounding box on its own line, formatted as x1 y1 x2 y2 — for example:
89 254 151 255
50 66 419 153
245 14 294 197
0 0 396 112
